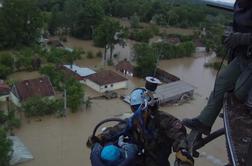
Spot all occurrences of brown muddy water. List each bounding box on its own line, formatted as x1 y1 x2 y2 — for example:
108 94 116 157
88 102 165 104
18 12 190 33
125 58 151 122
16 53 228 166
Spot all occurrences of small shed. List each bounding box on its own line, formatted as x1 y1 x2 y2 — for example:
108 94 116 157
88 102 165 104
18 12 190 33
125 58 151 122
86 70 128 93
156 81 194 104
115 59 134 77
62 64 96 83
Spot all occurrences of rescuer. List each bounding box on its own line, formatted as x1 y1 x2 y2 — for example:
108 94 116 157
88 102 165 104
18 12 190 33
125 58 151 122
183 0 252 134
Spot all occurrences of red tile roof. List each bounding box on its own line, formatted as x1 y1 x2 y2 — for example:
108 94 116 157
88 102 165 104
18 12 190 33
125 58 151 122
115 59 134 73
13 77 55 101
0 81 9 95
87 70 127 86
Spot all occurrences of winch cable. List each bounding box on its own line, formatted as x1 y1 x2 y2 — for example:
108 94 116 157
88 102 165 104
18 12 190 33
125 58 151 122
213 48 229 97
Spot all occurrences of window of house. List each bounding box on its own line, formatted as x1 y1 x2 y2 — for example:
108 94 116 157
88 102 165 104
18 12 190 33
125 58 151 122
111 84 113 87
105 85 107 88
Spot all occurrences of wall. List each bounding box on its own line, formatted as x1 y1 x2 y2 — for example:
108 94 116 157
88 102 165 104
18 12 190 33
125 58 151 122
10 92 21 107
86 79 128 93
85 79 101 92
0 95 9 102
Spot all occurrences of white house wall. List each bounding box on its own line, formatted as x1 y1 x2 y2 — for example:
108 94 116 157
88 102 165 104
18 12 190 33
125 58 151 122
0 95 9 102
86 79 102 92
10 92 21 107
86 79 128 93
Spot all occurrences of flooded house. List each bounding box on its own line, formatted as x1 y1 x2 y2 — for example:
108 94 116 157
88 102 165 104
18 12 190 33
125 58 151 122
86 70 128 93
115 59 134 77
0 80 10 115
62 64 96 84
0 80 10 102
10 77 55 107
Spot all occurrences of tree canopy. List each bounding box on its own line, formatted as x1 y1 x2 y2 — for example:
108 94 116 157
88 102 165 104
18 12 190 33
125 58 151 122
0 0 43 48
134 43 157 78
94 17 126 61
65 78 84 112
0 129 12 166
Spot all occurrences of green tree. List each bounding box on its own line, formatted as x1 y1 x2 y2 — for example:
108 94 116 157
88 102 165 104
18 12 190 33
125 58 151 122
0 112 7 125
6 110 21 135
130 28 155 43
94 18 126 62
0 65 12 79
63 0 104 39
0 128 12 166
0 0 43 48
48 10 65 35
64 50 81 66
130 13 140 28
0 53 14 67
39 65 64 90
15 48 36 71
65 78 84 112
134 43 157 78
22 97 62 117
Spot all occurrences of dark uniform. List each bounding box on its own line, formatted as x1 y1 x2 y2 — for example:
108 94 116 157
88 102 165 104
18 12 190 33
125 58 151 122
98 110 188 166
188 1 252 129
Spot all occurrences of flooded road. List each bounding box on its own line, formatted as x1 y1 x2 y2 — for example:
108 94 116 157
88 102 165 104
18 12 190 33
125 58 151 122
16 53 228 166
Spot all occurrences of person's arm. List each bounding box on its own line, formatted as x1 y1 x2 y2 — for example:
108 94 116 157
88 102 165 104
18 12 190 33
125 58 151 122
159 112 194 166
118 143 138 166
159 112 187 152
224 33 252 49
90 143 105 166
99 120 129 143
117 135 138 166
87 119 130 147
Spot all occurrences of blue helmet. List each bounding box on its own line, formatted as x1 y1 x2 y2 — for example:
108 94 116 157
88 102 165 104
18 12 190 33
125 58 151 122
130 88 146 106
100 145 121 162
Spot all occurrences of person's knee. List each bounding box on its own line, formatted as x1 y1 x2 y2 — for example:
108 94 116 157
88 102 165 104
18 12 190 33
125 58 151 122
215 74 232 91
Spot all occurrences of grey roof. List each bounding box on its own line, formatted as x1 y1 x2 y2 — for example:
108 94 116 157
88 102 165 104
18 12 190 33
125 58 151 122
64 65 96 77
123 81 194 105
156 81 194 104
123 81 194 104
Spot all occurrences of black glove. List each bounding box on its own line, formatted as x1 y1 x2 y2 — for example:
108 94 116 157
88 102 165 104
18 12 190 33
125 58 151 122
86 136 101 148
224 32 252 49
176 149 194 166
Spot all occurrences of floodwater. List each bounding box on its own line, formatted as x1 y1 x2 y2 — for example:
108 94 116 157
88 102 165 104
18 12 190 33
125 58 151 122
12 33 227 166
15 52 228 166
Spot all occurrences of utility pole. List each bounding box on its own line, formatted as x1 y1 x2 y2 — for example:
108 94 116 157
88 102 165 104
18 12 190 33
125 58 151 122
153 40 162 77
63 88 67 117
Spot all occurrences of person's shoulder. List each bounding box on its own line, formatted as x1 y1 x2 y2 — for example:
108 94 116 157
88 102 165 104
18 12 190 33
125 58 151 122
155 110 177 119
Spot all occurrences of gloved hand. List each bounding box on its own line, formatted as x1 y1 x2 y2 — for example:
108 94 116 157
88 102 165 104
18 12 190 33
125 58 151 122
86 135 101 148
224 32 252 49
175 149 194 166
118 135 125 147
